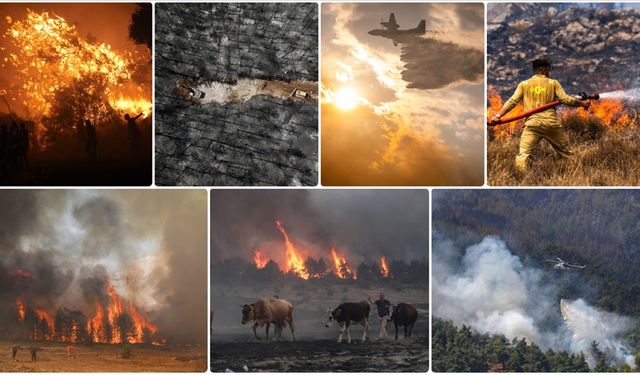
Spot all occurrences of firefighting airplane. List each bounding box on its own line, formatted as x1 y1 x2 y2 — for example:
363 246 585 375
546 257 586 271
368 13 427 46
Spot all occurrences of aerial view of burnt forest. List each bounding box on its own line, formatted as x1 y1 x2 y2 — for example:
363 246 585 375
155 3 318 186
432 190 640 372
0 3 152 186
211 190 428 372
0 190 207 371
487 3 640 186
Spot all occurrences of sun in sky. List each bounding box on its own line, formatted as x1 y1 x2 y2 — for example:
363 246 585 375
333 86 360 110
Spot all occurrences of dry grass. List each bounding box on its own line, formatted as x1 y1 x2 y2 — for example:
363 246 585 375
488 114 640 186
0 341 206 372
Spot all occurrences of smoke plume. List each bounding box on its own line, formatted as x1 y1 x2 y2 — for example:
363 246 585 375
0 190 207 346
433 235 636 368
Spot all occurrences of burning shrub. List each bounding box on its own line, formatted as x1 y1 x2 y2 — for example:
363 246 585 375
562 112 606 141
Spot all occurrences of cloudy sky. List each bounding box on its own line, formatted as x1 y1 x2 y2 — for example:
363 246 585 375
211 189 428 266
321 3 484 186
0 189 207 345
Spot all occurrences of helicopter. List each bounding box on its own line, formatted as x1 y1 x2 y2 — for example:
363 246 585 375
546 257 586 271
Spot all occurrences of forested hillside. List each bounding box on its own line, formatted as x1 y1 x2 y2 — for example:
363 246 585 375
433 190 640 316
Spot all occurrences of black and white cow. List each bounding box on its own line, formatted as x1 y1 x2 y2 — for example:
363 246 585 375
325 301 370 343
388 303 417 340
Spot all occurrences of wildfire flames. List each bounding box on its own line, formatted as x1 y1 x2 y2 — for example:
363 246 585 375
488 86 637 140
2 9 151 147
12 278 159 345
253 249 269 269
16 298 25 321
249 219 393 280
331 248 356 280
275 220 310 279
380 256 390 278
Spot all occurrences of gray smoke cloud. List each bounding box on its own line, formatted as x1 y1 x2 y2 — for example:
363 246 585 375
397 36 484 90
433 235 636 368
0 190 207 346
211 189 428 264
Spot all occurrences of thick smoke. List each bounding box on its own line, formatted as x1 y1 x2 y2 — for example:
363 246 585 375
0 190 207 346
562 299 636 367
211 189 428 265
433 235 636 368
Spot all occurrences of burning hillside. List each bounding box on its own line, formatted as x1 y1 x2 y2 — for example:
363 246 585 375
0 5 151 150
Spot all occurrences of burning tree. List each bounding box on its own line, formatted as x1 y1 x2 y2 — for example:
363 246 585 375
3 9 152 149
8 275 160 345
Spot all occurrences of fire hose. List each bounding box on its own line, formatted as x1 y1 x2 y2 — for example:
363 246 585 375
487 92 600 126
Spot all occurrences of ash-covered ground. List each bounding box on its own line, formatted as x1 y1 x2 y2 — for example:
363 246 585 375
211 284 428 372
155 3 318 186
488 4 640 97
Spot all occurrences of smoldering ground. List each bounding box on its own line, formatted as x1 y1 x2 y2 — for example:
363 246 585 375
433 235 636 368
0 190 207 348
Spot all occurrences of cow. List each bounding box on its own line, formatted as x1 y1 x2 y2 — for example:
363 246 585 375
241 297 296 341
325 301 370 343
388 303 417 340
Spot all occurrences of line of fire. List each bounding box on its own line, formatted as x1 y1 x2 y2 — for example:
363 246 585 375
0 4 152 185
5 271 163 346
213 219 425 285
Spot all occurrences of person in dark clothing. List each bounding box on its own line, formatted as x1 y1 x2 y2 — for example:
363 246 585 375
374 293 391 338
84 120 97 160
30 347 37 361
18 122 29 168
124 113 143 156
11 345 18 361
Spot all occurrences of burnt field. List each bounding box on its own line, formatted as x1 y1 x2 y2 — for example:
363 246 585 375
0 340 206 372
211 337 428 372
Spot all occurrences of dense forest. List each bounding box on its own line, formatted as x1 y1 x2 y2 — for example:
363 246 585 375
433 190 640 316
433 319 639 372
432 190 640 371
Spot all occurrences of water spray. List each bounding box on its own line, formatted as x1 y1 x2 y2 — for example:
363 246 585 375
488 93 600 126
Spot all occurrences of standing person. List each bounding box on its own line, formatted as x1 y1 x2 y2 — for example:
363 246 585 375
374 293 391 339
18 122 29 168
30 347 37 361
490 58 591 172
124 113 143 156
11 345 18 361
84 120 97 160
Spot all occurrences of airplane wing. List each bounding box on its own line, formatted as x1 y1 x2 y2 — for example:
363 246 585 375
556 257 564 262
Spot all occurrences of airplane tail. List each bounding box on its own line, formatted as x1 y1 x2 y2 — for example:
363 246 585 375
415 20 426 33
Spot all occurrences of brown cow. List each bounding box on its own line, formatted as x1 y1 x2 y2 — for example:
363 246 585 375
241 297 296 341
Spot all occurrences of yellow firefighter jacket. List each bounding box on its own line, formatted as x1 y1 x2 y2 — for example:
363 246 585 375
501 74 580 127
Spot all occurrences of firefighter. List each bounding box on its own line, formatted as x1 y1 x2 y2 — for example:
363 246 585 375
11 345 18 361
490 58 591 172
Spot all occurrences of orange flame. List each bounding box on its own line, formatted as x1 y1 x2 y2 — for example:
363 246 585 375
127 301 158 344
275 220 310 279
33 308 55 340
380 256 390 278
16 299 25 321
487 86 524 140
87 303 106 343
253 249 269 269
330 248 356 280
566 99 635 129
4 9 151 147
